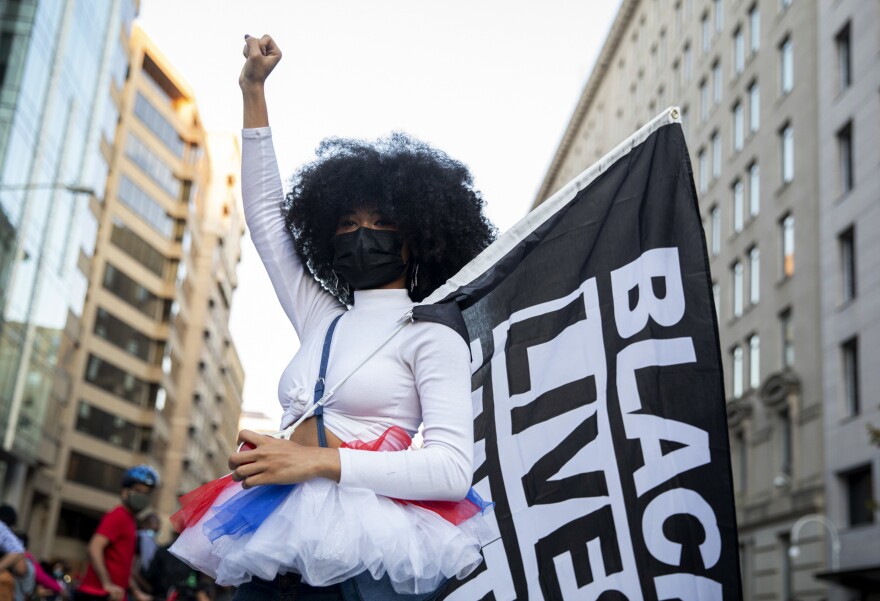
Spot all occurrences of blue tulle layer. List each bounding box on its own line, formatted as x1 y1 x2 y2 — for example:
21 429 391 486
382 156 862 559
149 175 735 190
203 483 493 542
205 483 296 541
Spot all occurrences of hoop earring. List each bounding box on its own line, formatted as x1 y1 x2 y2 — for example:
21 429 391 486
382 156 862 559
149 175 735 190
409 262 419 293
332 270 350 298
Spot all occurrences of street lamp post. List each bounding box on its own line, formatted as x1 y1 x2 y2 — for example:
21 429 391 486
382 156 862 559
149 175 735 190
789 513 841 571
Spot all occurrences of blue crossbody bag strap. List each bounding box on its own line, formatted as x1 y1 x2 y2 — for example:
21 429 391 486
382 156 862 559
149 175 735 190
314 314 343 449
310 312 446 601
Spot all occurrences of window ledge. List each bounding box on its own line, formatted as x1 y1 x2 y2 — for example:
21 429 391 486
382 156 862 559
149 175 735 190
775 275 794 289
775 180 793 197
836 298 856 312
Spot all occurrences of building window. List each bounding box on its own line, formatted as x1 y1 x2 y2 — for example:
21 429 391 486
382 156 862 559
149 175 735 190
836 23 851 92
733 102 744 151
749 5 760 54
712 131 722 178
683 43 692 81
839 227 856 302
659 30 667 66
56 505 101 543
733 261 744 317
84 354 158 408
67 452 128 495
733 429 748 492
102 263 170 322
842 337 859 416
94 308 164 365
700 79 709 121
76 401 151 453
133 92 185 157
672 61 680 100
748 162 760 216
732 180 744 232
780 308 794 368
109 219 170 280
675 1 682 35
734 28 745 75
713 60 723 104
714 0 723 32
125 134 181 200
117 175 179 240
781 213 795 278
749 334 760 389
711 205 721 255
781 0 792 9
735 430 747 493
779 534 793 601
732 345 743 398
713 281 721 320
749 246 760 305
780 123 794 184
699 149 709 193
748 81 760 133
702 13 711 54
845 466 874 526
681 105 689 133
837 121 853 195
779 407 792 476
779 36 793 95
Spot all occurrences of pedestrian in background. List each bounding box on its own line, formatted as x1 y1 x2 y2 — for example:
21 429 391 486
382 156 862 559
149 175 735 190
75 466 159 601
0 505 29 601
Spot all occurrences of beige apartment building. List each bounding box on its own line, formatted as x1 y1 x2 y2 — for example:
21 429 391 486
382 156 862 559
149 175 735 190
535 1 878 599
22 26 245 563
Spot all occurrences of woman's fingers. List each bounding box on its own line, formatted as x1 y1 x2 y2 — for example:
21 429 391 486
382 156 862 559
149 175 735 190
240 34 281 87
240 472 271 490
237 429 263 446
228 430 263 469
231 461 264 483
260 35 280 57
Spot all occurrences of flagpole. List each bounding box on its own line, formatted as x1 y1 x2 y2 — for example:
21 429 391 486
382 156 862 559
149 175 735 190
423 106 682 306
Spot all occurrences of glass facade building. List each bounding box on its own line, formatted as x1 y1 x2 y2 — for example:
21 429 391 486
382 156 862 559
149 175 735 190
0 0 137 501
0 8 244 563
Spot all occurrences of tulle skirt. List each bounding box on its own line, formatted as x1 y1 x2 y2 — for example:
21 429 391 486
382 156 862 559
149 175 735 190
169 428 493 594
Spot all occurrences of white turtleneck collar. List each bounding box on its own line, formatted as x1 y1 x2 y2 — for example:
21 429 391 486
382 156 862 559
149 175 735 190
351 288 415 311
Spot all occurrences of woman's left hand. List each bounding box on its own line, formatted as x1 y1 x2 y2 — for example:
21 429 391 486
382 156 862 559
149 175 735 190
228 429 341 488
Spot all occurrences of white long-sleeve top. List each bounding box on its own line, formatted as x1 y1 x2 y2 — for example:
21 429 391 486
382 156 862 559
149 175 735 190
241 127 474 502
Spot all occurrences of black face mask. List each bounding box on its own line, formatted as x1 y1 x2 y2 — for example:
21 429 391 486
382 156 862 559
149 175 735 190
332 227 407 290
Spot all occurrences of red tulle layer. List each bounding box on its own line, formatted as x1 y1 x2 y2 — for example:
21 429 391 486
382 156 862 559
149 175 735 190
171 426 484 532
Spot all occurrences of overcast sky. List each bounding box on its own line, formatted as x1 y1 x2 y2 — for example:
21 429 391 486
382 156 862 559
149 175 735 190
137 0 622 423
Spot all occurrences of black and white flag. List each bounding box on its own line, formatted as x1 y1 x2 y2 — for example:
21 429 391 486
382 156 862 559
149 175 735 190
418 109 741 600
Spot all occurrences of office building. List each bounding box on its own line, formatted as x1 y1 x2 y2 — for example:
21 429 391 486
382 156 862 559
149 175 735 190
0 0 138 524
534 0 879 598
29 25 244 562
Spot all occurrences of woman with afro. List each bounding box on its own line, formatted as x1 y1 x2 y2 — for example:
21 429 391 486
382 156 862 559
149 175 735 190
170 34 496 600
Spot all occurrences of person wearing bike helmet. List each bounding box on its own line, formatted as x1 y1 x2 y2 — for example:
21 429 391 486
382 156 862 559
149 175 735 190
75 465 159 601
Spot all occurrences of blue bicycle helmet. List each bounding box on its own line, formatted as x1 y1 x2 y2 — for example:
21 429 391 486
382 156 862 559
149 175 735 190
122 464 160 488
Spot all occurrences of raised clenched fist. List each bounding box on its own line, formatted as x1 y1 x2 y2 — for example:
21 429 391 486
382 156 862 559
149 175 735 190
240 34 282 89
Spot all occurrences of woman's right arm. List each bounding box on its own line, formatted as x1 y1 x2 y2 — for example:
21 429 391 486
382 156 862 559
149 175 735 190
240 35 342 336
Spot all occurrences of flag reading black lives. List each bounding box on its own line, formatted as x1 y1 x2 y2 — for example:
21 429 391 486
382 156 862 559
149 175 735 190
418 109 741 600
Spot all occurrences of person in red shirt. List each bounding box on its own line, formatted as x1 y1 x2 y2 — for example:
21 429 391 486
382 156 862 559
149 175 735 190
75 466 159 601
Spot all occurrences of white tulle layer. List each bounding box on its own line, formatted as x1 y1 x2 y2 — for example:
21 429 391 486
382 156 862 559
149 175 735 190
169 478 492 593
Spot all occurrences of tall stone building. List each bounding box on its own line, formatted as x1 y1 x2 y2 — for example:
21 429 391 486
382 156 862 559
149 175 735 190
815 1 880 596
0 0 138 518
534 0 879 598
27 25 245 563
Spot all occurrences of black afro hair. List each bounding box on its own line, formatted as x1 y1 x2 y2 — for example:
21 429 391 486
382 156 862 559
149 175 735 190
283 132 497 304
